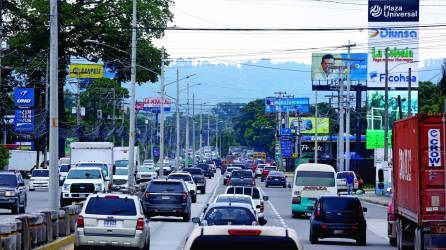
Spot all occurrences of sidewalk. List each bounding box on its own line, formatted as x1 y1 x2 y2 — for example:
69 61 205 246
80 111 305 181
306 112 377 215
356 190 391 207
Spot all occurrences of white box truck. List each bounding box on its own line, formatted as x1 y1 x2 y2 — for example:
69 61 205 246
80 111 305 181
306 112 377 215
70 142 114 178
8 150 44 171
113 146 140 167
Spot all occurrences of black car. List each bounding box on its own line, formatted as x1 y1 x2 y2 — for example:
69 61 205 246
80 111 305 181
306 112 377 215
192 202 265 226
142 179 192 222
183 168 206 194
309 196 367 246
0 172 27 214
197 164 214 178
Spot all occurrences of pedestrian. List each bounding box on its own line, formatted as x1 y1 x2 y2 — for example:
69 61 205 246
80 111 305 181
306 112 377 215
346 172 354 195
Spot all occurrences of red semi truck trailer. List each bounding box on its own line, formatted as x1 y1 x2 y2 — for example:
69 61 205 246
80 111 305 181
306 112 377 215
392 114 446 250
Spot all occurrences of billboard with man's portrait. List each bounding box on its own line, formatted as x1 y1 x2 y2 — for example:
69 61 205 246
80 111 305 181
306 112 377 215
311 53 367 81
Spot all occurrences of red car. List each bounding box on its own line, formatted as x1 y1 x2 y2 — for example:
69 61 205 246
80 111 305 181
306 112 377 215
261 166 277 182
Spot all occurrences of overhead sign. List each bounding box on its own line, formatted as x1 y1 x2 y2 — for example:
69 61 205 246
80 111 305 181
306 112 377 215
69 64 104 79
289 117 329 134
14 88 34 107
14 109 34 133
368 0 419 22
280 137 293 158
265 97 309 113
311 53 368 81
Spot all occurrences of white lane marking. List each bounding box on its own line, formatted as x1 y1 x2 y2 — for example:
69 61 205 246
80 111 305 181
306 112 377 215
259 186 288 228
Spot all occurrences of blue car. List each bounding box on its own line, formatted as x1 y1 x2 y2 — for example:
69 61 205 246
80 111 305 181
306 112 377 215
265 171 287 188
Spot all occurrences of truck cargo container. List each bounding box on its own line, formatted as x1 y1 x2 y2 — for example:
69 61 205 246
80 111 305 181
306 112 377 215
70 142 114 179
392 114 446 250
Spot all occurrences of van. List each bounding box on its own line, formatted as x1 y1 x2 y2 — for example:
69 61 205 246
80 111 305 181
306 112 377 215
291 163 336 218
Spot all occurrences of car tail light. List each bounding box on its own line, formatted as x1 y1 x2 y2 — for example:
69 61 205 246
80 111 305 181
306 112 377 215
316 202 321 217
260 201 264 213
388 213 395 222
251 178 256 186
181 192 188 201
108 182 112 190
76 215 84 228
227 178 232 185
352 224 358 230
321 224 328 230
144 192 151 200
136 218 145 230
292 196 301 204
228 229 261 236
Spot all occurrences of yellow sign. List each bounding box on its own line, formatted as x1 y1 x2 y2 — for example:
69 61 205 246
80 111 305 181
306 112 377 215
289 117 329 134
69 64 103 79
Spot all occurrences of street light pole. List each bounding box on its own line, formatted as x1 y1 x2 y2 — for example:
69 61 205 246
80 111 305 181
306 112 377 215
127 0 137 187
200 103 203 159
159 48 166 178
192 94 196 166
175 69 180 169
48 0 59 210
207 115 210 147
185 82 190 167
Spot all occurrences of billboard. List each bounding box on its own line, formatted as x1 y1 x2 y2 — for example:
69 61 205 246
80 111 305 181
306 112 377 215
14 88 34 107
14 141 34 150
366 130 392 149
14 109 34 133
311 53 368 81
368 0 419 22
69 64 104 79
264 97 309 113
289 117 329 134
280 136 293 158
142 98 172 113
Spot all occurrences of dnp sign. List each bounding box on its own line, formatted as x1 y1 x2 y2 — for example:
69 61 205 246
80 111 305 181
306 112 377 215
428 129 441 167
14 88 34 107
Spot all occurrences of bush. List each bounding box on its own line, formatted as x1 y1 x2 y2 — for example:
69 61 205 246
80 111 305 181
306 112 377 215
0 148 9 170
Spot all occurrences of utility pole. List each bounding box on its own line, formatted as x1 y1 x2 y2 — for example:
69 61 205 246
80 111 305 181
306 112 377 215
207 114 210 147
338 67 345 171
175 69 180 169
315 90 318 164
145 119 149 159
200 103 203 159
192 94 196 166
408 68 412 117
185 82 190 167
345 41 355 171
127 0 137 187
48 0 59 210
274 91 286 167
43 56 49 165
384 47 389 163
0 0 4 145
215 117 218 154
112 88 116 145
159 47 165 178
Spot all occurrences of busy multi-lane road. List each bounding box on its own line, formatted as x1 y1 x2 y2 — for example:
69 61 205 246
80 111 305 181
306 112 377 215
10 172 394 250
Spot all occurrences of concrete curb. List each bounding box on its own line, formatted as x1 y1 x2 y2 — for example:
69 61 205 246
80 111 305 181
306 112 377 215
34 235 74 250
357 195 389 207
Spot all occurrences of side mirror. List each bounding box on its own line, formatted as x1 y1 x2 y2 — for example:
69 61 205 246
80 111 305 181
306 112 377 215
19 182 25 187
363 207 368 212
259 217 267 226
191 217 200 224
263 196 269 201
112 165 116 175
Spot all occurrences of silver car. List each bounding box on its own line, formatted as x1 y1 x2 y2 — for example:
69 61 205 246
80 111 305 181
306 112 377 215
75 193 150 249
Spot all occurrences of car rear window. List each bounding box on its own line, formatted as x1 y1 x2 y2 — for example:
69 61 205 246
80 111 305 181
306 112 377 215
226 187 260 199
32 170 49 177
268 171 284 176
204 207 256 225
115 168 128 175
322 198 359 211
184 168 203 175
148 182 184 193
216 196 251 205
231 171 252 178
85 196 137 215
169 175 192 182
198 164 209 170
190 236 299 250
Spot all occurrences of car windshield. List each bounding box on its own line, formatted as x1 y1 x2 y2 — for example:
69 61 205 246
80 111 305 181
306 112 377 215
67 169 101 179
148 182 184 193
169 175 192 182
216 196 251 205
231 171 252 178
77 163 109 177
322 198 359 211
138 167 154 172
59 165 70 172
204 207 256 225
295 171 335 187
0 175 17 187
32 170 49 177
85 196 136 216
115 160 128 168
190 236 299 250
184 168 203 175
115 168 128 175
227 187 260 199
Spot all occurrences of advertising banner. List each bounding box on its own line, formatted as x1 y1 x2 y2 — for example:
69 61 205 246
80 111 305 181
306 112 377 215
14 88 34 107
311 53 368 81
280 137 293 158
143 98 172 113
14 109 34 133
264 97 309 113
14 141 34 151
368 0 419 22
289 117 330 134
69 64 104 79
366 129 392 149
2 115 15 125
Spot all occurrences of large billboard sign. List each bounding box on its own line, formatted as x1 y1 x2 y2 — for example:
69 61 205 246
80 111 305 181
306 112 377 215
265 97 309 113
289 117 330 134
69 64 104 79
142 98 172 113
311 53 368 81
368 0 419 22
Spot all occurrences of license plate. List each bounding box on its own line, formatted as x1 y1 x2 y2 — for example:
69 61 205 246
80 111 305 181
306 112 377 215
162 196 170 200
334 230 343 235
104 220 116 227
274 178 279 181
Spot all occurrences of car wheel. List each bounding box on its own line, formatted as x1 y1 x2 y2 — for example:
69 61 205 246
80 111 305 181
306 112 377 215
183 212 191 222
11 201 19 214
309 229 318 244
19 198 26 214
192 195 197 203
356 231 366 246
292 212 300 219
283 184 287 188
261 178 265 182
265 184 269 187
201 187 206 194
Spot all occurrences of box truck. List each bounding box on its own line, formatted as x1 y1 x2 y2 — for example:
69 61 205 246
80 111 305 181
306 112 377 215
392 114 446 250
70 142 114 178
113 146 140 167
8 150 44 171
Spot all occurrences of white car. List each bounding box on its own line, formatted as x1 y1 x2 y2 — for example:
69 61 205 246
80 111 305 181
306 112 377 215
255 164 266 177
168 172 197 203
136 165 158 183
59 164 71 186
29 169 49 191
336 171 359 193
112 167 129 191
75 193 150 249
61 167 109 207
182 225 303 250
225 186 269 218
211 194 265 220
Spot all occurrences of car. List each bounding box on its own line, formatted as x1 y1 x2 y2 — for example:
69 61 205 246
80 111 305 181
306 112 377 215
142 179 192 222
136 165 158 183
59 164 71 186
193 202 265 226
228 170 255 187
76 162 111 189
255 164 266 178
225 186 268 217
0 172 27 214
29 169 49 191
265 171 287 188
75 193 150 249
168 172 197 203
61 167 110 207
336 171 359 193
182 225 303 250
112 167 129 191
183 168 206 194
387 199 397 246
261 166 277 182
197 163 214 178
309 196 367 246
208 194 264 221
223 166 242 185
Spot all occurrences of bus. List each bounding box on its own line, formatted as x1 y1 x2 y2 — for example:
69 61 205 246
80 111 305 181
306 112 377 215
291 163 337 218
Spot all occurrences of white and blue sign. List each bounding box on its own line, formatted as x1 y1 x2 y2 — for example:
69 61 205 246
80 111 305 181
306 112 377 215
14 88 34 107
428 129 441 167
341 53 368 81
280 137 293 158
368 0 419 22
281 128 292 136
14 109 34 133
143 107 171 113
265 97 310 113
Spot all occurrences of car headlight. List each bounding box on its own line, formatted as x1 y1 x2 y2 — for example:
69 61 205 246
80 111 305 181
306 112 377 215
63 184 71 192
5 191 17 197
94 183 103 191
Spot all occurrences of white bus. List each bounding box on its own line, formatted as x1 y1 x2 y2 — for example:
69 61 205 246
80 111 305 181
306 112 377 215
291 163 337 218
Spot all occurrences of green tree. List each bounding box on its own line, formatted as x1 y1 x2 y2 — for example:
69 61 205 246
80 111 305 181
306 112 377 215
0 148 9 170
419 81 442 113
